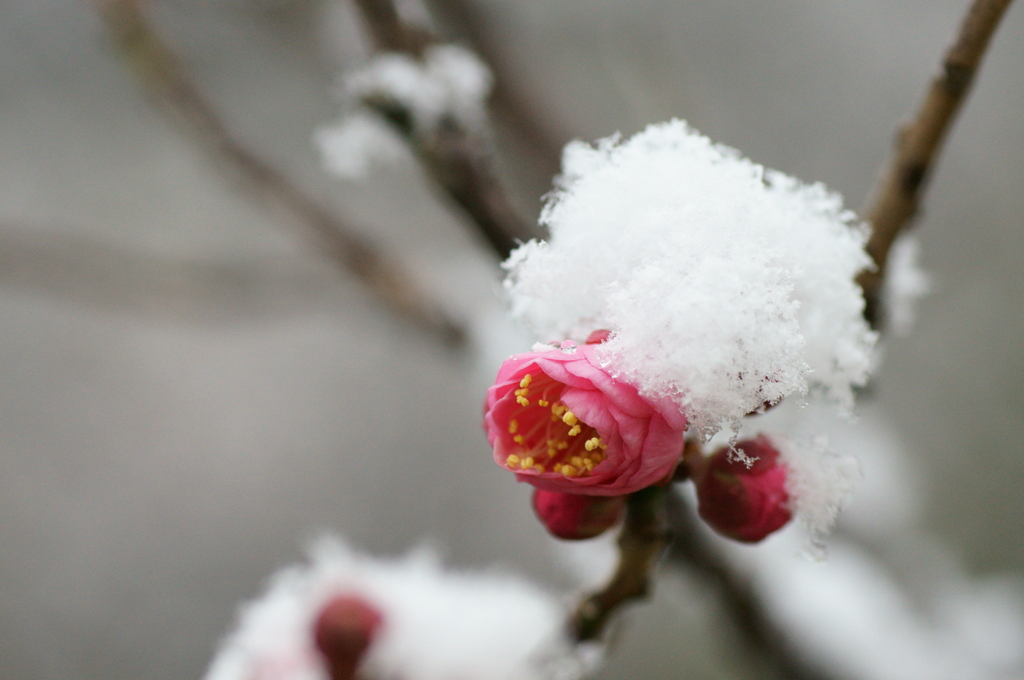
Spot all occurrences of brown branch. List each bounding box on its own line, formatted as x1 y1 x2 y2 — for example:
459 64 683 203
415 120 538 259
569 486 670 642
349 0 540 259
664 490 831 680
350 0 432 55
98 0 465 346
426 0 567 180
858 0 1015 327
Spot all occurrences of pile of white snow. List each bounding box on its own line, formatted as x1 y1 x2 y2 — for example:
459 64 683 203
505 120 877 437
205 536 591 680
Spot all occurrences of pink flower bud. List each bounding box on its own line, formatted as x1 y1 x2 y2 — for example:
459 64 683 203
483 340 688 496
532 489 627 540
312 594 384 680
691 436 792 543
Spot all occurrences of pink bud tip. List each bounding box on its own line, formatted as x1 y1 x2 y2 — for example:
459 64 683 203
312 594 384 680
692 436 792 543
584 329 612 345
532 489 626 540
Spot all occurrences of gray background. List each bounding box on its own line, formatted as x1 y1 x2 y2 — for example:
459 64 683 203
0 0 1021 678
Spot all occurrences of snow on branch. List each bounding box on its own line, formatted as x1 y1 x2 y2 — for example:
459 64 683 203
205 537 595 680
505 120 878 437
320 0 539 259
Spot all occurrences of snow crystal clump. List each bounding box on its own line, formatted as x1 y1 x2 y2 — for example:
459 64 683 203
205 536 590 680
775 434 861 555
316 112 411 178
505 120 877 435
342 44 492 133
881 232 930 336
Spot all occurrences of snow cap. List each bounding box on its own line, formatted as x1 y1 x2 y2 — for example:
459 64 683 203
505 120 877 436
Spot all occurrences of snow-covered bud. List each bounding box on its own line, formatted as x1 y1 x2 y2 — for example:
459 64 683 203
484 340 688 496
313 595 383 680
532 489 626 540
691 436 792 543
204 537 589 680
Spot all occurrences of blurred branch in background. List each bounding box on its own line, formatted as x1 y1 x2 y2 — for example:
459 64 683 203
0 224 348 323
97 0 466 346
858 0 1015 328
350 0 432 54
665 490 829 680
349 0 541 259
427 0 568 180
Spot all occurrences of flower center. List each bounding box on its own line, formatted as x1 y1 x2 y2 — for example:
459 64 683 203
504 372 607 478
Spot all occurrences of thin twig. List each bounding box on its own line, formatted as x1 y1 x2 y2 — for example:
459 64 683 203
349 0 540 259
570 486 671 642
664 490 830 680
98 0 464 346
858 0 1015 327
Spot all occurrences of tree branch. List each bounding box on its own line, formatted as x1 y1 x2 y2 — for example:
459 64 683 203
569 486 670 642
426 0 567 181
349 0 540 260
664 490 831 680
858 0 1015 327
0 224 354 323
349 0 432 55
98 0 465 346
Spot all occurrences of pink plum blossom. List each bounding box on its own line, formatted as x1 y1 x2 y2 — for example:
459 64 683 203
690 435 792 543
483 336 688 496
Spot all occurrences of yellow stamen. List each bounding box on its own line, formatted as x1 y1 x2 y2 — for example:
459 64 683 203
538 399 549 407
584 437 601 451
568 424 581 437
557 441 569 450
516 396 529 407
513 435 524 444
562 464 578 478
553 464 563 473
508 420 518 434
570 456 584 468
514 388 529 397
506 454 520 468
562 411 578 427
522 457 535 469
590 452 604 463
519 374 533 388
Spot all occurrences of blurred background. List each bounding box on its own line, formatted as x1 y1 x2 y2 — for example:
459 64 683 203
0 0 1022 678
